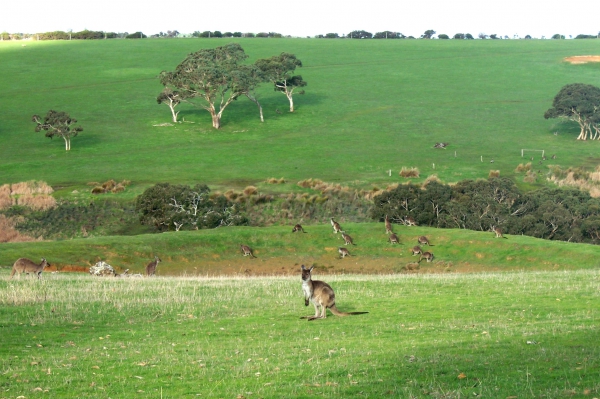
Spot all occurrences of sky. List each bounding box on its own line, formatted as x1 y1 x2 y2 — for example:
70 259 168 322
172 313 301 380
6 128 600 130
1 0 600 39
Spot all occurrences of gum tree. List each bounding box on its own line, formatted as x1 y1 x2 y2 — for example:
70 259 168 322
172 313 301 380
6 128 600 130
32 110 83 151
159 43 252 129
255 53 306 112
544 83 600 140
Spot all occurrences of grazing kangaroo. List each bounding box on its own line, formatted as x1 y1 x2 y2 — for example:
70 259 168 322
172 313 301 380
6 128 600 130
411 245 422 256
341 231 355 246
491 226 507 239
145 256 162 276
292 224 307 233
330 218 342 234
338 247 351 258
404 216 417 226
300 265 368 321
240 245 256 258
417 236 431 246
388 233 400 244
384 215 393 234
10 258 50 279
419 251 434 263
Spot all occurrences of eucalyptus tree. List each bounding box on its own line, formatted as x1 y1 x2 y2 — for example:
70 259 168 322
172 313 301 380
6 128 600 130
544 83 600 140
255 53 306 112
32 110 83 151
159 43 256 129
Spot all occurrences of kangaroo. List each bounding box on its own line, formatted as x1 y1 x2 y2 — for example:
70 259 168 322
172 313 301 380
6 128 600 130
338 247 351 258
300 265 368 321
411 245 422 256
145 256 162 276
388 233 400 244
384 215 393 234
419 251 434 263
292 224 306 233
417 236 431 246
10 258 50 279
330 218 342 234
240 244 256 258
341 231 355 246
404 216 417 226
491 226 507 239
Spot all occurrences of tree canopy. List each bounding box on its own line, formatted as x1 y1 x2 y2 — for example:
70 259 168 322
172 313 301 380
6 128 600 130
255 53 306 112
159 43 260 129
32 110 83 151
544 83 600 140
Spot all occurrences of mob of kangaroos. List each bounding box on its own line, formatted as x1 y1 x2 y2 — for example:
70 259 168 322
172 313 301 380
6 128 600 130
300 265 368 321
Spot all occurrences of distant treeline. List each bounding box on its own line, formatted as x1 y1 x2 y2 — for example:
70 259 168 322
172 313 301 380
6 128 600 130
2 30 599 41
371 178 600 244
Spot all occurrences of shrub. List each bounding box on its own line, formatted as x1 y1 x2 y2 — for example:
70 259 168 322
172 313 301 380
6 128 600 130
399 167 420 178
488 170 500 178
515 162 532 173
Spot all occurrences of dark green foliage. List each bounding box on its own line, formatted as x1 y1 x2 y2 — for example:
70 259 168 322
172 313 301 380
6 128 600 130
255 53 306 112
421 30 436 39
5 200 141 239
438 34 450 40
135 183 247 232
71 30 105 40
574 34 598 39
465 33 474 39
232 32 242 37
374 31 405 39
348 30 372 39
125 32 146 39
371 179 600 244
453 33 465 39
551 34 565 39
324 33 339 39
32 110 83 151
544 83 600 140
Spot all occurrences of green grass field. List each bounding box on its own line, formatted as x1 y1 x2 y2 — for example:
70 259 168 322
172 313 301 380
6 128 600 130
1 270 598 398
2 39 600 194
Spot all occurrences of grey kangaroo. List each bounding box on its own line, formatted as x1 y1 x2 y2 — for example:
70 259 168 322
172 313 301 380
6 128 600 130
300 265 368 321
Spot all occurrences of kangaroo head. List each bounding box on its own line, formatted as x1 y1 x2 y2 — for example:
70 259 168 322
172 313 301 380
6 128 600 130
155 256 162 262
301 265 314 281
42 258 51 268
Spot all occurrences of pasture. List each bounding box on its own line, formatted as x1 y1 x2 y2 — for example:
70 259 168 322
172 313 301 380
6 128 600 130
0 270 598 398
1 39 600 194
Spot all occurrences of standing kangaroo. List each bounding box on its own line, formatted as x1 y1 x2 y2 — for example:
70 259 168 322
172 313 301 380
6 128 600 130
330 218 342 234
388 233 400 244
145 256 162 276
10 258 50 279
417 236 431 246
404 216 417 226
384 215 393 234
300 265 368 320
240 245 256 258
341 231 355 246
491 226 507 239
292 224 307 233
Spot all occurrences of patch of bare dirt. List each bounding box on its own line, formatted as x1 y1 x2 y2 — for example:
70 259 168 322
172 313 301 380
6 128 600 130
564 56 600 64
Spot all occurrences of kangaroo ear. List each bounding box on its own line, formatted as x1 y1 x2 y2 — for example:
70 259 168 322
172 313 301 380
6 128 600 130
301 265 306 270
309 266 314 272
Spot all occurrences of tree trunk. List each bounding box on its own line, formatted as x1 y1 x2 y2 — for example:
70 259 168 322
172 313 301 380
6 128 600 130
63 137 70 151
169 102 179 123
211 112 221 129
246 94 264 122
287 92 294 112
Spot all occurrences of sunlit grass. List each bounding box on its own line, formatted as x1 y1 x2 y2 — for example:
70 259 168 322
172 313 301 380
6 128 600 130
0 270 598 397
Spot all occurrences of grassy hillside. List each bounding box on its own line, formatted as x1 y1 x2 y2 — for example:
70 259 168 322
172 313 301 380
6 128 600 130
1 271 598 397
1 39 600 194
1 223 598 274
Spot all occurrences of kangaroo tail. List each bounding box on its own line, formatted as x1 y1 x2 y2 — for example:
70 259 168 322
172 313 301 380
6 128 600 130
329 304 368 317
10 268 16 278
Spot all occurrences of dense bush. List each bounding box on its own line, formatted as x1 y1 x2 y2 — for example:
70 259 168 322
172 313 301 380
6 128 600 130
371 178 600 244
135 183 247 232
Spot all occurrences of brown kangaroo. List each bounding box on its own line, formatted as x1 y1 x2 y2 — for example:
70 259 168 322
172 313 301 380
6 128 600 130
300 265 368 321
240 245 256 258
404 216 417 226
384 215 393 234
419 251 434 263
491 226 507 239
388 233 400 244
417 236 431 246
341 231 355 246
338 247 351 258
10 258 50 279
330 218 342 234
145 256 162 276
292 224 307 233
411 245 422 256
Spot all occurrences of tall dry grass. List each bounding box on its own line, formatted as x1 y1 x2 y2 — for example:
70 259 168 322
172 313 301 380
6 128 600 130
0 184 11 210
548 165 600 198
0 181 56 211
399 167 420 178
10 180 54 195
0 215 36 243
